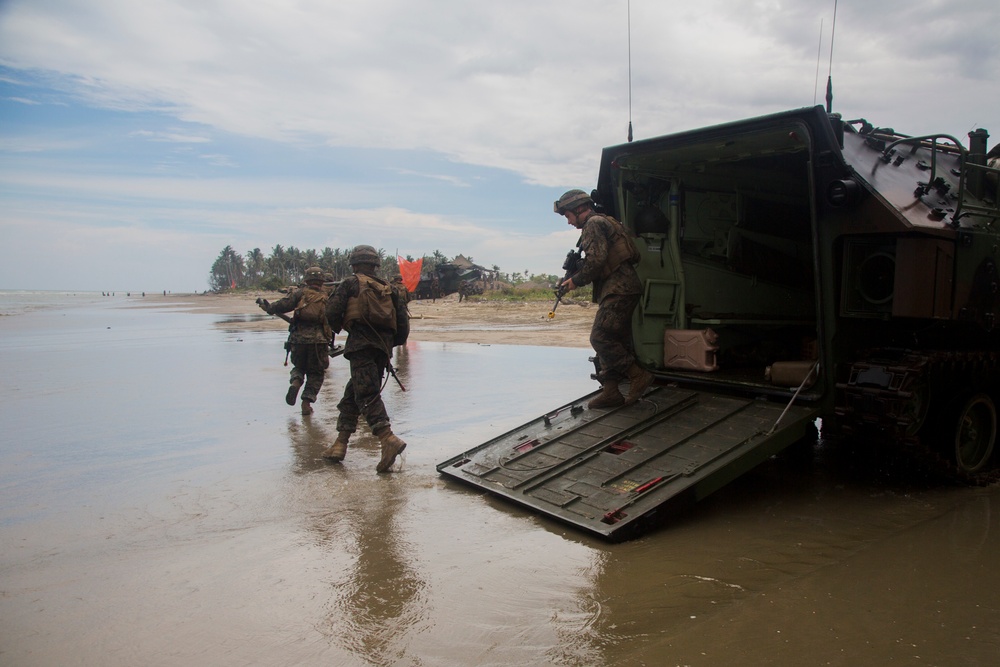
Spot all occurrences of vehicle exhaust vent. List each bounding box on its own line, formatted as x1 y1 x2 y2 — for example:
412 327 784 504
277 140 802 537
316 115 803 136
841 240 895 317
841 238 954 319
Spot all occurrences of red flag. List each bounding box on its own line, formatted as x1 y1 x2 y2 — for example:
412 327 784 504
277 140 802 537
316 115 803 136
397 256 423 293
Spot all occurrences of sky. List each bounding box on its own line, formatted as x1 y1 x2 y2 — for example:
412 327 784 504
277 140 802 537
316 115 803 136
1 0 998 292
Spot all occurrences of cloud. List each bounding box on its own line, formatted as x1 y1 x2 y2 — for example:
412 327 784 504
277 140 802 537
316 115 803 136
1 0 998 291
130 129 211 143
388 168 474 188
3 2 998 183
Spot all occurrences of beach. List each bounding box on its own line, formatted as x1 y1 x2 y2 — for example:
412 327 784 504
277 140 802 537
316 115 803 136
2 290 999 666
152 289 597 348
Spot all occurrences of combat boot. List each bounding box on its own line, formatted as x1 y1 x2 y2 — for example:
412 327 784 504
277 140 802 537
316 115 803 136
587 383 625 410
624 363 654 405
301 399 313 415
286 379 303 406
322 432 350 462
375 429 407 473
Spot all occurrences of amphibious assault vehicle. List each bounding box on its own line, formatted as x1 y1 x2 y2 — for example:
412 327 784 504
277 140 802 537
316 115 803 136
413 263 482 300
438 106 1000 540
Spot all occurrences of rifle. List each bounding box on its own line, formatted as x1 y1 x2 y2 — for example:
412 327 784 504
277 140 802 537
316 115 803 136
256 297 344 361
548 249 582 319
386 359 406 392
258 298 396 390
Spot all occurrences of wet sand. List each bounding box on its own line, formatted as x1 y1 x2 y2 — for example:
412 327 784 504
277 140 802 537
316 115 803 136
152 290 598 348
1 292 999 666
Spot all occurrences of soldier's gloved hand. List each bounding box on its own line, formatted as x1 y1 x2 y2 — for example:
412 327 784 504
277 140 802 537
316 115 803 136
256 298 270 312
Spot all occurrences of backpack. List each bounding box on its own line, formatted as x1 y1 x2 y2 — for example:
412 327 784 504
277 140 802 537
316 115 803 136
294 287 329 323
293 287 332 339
345 274 397 332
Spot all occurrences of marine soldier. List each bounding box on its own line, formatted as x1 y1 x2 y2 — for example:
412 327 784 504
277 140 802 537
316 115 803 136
322 245 410 472
554 189 654 408
258 266 332 415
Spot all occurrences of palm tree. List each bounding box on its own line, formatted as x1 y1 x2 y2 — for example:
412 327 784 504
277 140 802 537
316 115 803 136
246 248 265 287
209 245 245 291
286 247 304 283
212 243 508 290
319 247 336 277
267 245 286 284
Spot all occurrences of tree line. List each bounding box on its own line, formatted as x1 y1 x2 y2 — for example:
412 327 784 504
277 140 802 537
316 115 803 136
209 244 554 292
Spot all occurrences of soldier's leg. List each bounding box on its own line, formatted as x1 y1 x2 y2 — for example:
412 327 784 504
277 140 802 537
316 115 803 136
352 351 408 472
590 294 638 383
336 376 361 434
587 294 640 410
286 345 306 405
351 352 392 435
325 369 358 460
300 344 329 404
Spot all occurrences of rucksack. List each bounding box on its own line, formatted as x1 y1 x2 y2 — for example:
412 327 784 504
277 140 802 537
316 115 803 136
345 274 397 332
294 287 329 323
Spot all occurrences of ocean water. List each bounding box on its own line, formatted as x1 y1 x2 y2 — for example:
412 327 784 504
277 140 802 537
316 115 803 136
0 289 107 315
1 291 999 666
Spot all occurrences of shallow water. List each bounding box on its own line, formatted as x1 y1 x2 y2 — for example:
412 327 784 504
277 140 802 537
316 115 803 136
1 293 998 666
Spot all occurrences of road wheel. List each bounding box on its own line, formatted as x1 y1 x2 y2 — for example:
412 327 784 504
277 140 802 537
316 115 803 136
951 393 997 474
901 380 930 437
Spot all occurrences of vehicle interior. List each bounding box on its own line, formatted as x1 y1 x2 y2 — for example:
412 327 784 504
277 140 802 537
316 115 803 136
610 122 821 395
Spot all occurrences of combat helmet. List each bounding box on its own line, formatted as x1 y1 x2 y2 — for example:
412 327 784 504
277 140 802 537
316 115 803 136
304 266 325 284
349 245 381 267
554 189 594 215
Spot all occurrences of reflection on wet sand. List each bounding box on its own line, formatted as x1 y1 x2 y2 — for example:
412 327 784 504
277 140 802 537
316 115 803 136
283 354 428 665
320 482 427 663
287 415 335 473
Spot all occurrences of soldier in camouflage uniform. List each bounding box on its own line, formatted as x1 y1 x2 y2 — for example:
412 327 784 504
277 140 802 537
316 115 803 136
258 266 332 415
554 189 654 409
322 245 411 472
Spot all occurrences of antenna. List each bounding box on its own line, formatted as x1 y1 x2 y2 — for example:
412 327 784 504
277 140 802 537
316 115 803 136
627 0 633 142
813 18 824 105
826 0 838 113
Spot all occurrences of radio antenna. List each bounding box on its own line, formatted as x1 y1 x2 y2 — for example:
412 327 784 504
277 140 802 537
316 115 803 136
627 0 633 142
813 18 824 105
825 0 838 113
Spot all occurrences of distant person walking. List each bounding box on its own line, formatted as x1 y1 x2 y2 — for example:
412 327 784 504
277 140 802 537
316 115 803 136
323 245 410 472
553 189 653 409
258 266 332 415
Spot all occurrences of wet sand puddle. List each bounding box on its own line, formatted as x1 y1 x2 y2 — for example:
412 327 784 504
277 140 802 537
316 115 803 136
1 295 998 666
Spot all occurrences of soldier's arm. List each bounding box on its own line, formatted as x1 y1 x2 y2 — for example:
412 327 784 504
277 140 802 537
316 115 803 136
393 288 410 345
571 219 609 288
326 279 354 333
266 291 299 315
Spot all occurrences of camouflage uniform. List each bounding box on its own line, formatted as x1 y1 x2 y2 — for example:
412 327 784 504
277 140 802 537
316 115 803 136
326 268 410 436
569 213 642 384
265 284 332 405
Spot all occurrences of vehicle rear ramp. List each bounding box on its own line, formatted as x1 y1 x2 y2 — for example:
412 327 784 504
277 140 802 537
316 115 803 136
437 385 818 541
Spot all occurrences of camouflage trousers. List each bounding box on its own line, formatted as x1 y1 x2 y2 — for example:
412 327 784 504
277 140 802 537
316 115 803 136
336 349 391 436
590 293 639 384
289 343 330 403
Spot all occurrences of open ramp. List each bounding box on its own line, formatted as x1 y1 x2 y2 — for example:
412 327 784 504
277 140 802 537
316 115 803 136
437 385 818 541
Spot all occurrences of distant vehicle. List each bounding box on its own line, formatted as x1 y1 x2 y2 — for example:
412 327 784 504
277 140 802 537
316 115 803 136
439 105 1000 540
414 263 482 300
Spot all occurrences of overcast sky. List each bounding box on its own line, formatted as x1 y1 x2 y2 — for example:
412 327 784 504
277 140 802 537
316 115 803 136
1 0 998 292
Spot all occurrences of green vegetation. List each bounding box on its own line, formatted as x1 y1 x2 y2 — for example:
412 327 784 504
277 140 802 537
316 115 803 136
209 244 567 297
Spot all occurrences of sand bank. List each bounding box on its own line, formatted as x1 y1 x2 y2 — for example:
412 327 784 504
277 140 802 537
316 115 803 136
141 290 596 348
